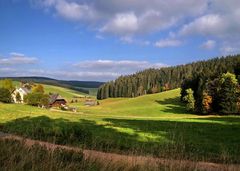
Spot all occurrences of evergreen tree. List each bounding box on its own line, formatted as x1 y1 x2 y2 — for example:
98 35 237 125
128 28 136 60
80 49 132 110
97 55 240 99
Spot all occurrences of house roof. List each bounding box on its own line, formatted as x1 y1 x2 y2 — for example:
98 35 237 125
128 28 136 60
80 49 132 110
49 94 66 104
12 87 31 94
20 87 31 94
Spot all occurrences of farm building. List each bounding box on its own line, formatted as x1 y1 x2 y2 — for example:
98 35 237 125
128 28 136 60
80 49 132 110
49 94 67 107
12 87 31 103
84 99 98 106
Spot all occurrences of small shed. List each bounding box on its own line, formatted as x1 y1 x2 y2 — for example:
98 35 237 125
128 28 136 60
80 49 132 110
49 94 67 107
84 99 98 106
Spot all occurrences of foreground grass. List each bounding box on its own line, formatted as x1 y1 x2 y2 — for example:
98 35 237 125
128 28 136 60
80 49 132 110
0 139 150 171
0 89 240 164
3 139 224 171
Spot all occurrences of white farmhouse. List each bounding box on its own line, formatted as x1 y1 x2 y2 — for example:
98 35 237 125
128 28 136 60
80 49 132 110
12 87 30 103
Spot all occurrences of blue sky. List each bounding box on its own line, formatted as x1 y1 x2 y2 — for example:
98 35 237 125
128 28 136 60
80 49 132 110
0 0 240 81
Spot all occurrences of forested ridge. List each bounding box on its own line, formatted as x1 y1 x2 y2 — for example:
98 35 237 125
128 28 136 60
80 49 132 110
97 55 240 100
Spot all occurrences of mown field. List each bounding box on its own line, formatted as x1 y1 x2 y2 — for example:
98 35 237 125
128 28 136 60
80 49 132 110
0 88 240 164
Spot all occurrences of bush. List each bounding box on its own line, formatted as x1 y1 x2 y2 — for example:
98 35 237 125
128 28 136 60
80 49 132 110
0 88 12 103
24 93 49 107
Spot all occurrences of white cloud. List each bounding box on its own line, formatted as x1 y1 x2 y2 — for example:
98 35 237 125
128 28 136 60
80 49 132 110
179 14 224 36
178 0 240 39
100 12 139 35
120 36 150 46
0 56 167 81
32 0 208 36
55 1 96 21
31 0 240 52
200 40 216 50
0 52 38 65
33 0 97 21
58 60 167 81
0 67 17 72
96 34 104 40
10 52 25 57
155 38 182 48
220 46 240 55
73 60 166 72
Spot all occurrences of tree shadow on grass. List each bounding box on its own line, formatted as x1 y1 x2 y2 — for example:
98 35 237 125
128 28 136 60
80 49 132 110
104 117 240 163
194 116 240 124
1 116 240 163
0 116 145 153
155 96 190 114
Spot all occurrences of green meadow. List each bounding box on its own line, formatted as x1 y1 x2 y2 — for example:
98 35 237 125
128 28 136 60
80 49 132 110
0 88 240 164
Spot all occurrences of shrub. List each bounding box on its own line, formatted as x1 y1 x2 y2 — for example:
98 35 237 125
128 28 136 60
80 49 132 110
0 88 12 103
24 93 49 107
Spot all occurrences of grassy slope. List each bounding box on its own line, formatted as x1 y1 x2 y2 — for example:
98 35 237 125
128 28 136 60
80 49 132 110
43 84 88 101
3 81 89 101
0 89 240 163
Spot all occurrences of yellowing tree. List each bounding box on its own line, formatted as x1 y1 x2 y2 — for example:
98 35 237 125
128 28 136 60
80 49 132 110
0 79 14 92
32 84 44 94
202 92 212 114
183 88 195 112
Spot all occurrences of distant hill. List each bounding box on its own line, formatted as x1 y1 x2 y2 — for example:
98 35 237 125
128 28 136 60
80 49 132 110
0 76 104 96
97 54 240 99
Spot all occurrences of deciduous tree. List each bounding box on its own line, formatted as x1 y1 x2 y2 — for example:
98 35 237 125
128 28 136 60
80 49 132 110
183 88 195 112
0 88 12 103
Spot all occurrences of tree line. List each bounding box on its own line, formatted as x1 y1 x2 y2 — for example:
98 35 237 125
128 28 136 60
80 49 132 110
97 55 240 100
181 72 240 115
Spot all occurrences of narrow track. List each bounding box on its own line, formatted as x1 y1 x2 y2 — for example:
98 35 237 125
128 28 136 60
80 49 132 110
0 132 239 171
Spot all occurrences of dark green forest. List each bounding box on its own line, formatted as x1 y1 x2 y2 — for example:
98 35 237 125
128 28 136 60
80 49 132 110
97 55 240 100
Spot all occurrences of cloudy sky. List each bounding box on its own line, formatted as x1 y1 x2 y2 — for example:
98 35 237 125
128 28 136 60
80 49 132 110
0 0 240 81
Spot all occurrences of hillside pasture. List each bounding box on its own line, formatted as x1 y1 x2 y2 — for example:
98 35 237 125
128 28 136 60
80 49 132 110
0 81 89 102
0 89 240 164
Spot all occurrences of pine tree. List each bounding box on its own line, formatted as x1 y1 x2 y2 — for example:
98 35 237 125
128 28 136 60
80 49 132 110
97 55 240 100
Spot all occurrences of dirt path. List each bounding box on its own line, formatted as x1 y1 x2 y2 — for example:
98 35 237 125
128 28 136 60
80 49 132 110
0 132 239 171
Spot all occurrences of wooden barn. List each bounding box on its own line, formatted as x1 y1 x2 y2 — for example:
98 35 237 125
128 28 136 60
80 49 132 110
49 94 67 107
